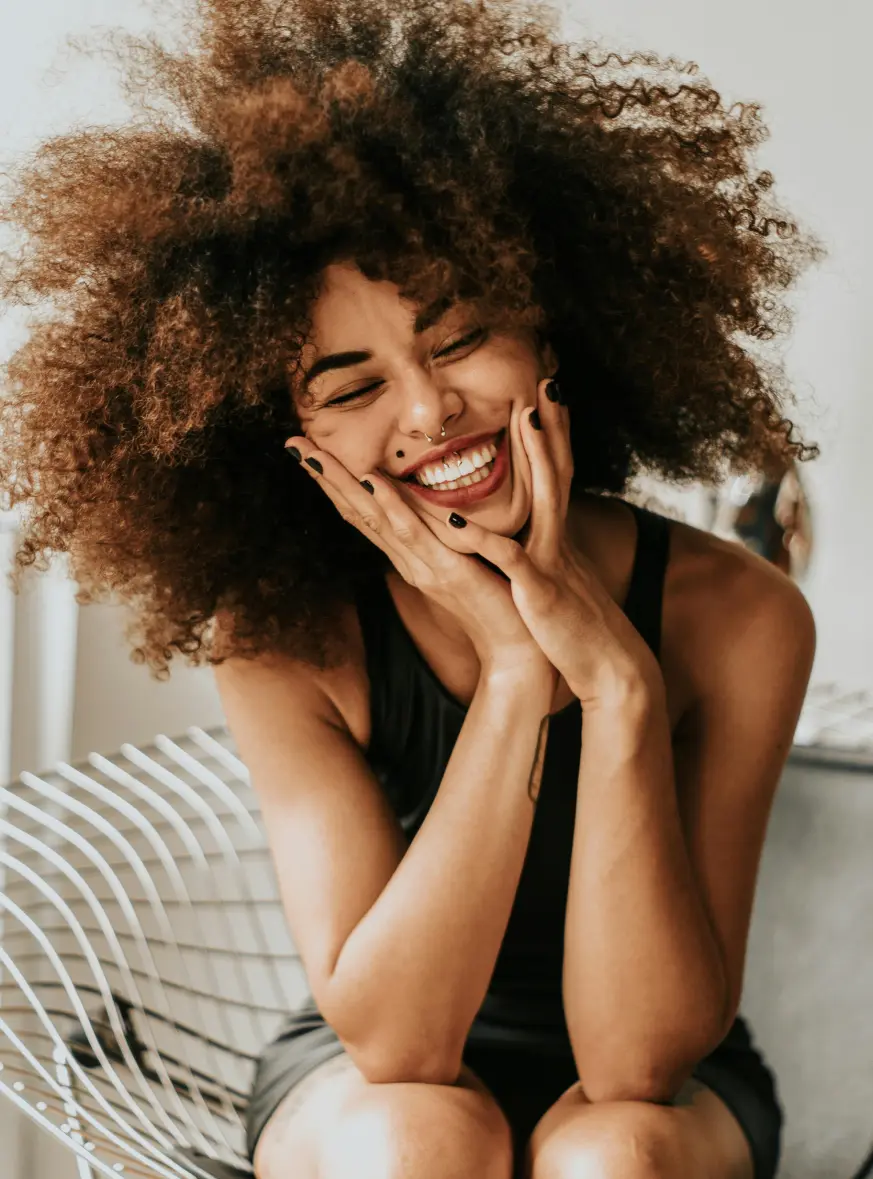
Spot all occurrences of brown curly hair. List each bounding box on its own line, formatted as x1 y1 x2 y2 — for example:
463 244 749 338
0 0 823 679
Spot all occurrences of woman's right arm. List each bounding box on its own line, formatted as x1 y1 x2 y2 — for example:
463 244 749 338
214 650 553 1086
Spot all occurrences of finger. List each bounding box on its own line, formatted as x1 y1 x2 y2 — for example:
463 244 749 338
357 470 520 590
286 437 464 584
543 376 574 490
466 526 557 607
411 496 513 561
286 437 396 558
521 392 562 563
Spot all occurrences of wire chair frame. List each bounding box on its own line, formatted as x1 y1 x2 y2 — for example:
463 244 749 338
0 725 310 1179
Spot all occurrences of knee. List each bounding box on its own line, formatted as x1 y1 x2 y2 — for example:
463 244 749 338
531 1104 685 1179
324 1079 514 1179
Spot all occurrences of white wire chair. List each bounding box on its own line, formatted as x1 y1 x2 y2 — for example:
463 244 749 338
0 724 310 1179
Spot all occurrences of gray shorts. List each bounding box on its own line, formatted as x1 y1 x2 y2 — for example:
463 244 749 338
244 1008 782 1179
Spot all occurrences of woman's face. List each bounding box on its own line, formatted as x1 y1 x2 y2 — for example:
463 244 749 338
293 261 557 537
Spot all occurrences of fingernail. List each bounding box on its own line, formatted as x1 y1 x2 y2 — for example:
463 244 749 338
546 380 560 403
286 445 302 462
449 513 467 528
361 479 375 494
529 409 542 431
305 457 323 474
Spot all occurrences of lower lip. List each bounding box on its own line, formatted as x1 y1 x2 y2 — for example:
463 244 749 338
404 430 510 509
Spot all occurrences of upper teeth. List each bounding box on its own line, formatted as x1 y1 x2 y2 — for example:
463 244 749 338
414 438 500 486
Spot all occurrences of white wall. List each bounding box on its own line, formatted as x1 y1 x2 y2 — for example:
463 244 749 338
1 1 871 1176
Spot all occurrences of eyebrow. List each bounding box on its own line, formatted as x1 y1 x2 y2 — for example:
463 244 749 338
303 295 457 390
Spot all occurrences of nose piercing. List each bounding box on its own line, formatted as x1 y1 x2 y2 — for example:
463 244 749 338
424 426 447 443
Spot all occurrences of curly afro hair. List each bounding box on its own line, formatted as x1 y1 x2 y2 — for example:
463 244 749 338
0 0 823 679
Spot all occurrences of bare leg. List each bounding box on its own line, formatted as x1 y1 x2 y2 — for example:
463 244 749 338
254 1053 514 1179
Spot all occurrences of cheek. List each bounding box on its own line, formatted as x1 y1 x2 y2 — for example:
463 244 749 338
300 428 366 475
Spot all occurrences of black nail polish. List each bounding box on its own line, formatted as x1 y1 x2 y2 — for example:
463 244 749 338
305 457 323 474
361 479 375 495
286 446 302 462
546 380 560 403
530 409 542 430
449 513 467 528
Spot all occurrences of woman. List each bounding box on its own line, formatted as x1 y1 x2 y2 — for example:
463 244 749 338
0 1 821 1176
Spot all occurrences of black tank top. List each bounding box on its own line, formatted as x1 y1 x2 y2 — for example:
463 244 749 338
348 501 671 1039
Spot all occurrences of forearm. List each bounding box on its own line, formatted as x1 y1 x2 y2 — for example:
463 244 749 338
326 668 552 1082
563 687 728 1101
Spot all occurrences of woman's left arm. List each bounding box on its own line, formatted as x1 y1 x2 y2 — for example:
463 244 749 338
460 377 817 1105
562 578 814 1104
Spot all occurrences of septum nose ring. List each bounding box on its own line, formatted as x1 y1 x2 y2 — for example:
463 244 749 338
424 426 447 443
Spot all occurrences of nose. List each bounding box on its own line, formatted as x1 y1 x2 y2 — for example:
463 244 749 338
395 368 463 439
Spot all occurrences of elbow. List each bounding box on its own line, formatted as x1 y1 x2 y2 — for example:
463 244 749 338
574 1030 722 1106
579 1062 696 1106
351 1041 463 1087
363 1053 463 1087
570 997 729 1106
319 970 465 1087
323 999 463 1087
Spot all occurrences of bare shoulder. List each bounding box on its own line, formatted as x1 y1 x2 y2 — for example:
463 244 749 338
571 492 812 732
653 507 815 729
570 489 769 615
212 599 373 753
660 509 813 648
314 596 373 753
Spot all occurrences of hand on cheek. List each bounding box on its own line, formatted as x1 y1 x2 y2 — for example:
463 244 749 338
514 400 537 498
518 376 572 559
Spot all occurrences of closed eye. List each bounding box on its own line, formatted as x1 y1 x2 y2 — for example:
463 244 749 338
322 329 487 408
439 328 486 355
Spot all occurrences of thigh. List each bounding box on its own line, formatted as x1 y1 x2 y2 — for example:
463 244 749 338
252 1048 511 1179
525 1075 754 1179
253 1050 355 1178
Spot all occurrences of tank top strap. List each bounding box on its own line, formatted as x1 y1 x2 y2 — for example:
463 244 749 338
621 501 671 660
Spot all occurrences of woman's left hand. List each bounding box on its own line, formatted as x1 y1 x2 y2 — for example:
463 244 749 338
454 377 665 712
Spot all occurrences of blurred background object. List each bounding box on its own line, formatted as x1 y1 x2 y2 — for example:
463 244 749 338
707 458 814 581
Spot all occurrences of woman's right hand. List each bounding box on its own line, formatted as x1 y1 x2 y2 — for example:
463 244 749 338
285 437 557 690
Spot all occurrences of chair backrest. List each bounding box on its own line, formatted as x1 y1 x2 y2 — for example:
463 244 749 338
0 725 308 1179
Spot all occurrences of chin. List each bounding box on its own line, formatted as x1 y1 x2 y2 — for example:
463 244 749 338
472 489 532 539
466 494 530 533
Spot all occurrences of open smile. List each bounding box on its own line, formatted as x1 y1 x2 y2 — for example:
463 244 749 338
401 428 510 509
